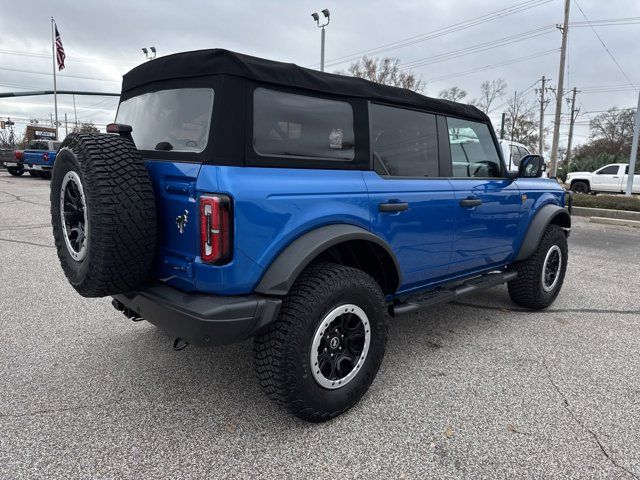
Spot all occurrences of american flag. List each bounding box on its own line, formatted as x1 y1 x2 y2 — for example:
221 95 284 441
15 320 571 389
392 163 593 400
55 23 65 71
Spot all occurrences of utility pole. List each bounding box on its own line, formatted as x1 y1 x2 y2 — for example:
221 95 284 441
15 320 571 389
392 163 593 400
500 112 506 139
64 113 68 138
625 90 640 196
538 75 546 155
549 0 570 177
565 87 579 166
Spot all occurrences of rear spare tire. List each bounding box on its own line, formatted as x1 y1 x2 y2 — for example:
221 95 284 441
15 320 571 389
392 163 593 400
50 133 157 297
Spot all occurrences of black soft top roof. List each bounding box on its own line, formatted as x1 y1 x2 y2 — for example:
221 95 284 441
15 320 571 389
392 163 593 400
122 49 488 122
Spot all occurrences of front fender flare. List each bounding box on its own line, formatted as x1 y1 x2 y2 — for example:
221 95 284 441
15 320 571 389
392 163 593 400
515 204 571 261
255 224 401 296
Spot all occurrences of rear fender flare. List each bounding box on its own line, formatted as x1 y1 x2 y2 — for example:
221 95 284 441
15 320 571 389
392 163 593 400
255 224 401 296
515 204 571 261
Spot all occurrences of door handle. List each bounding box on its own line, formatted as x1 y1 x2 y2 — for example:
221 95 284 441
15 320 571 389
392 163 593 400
612 176 619 179
379 202 409 213
460 198 482 208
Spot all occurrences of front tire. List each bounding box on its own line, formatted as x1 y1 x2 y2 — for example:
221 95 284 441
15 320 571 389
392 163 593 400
570 181 589 194
253 262 388 422
7 166 24 176
508 224 568 310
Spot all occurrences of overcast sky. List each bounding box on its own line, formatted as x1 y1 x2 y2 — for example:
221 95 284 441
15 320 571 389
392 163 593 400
1 0 639 150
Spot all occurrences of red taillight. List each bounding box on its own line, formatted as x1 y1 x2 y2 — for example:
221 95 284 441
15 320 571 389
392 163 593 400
15 151 22 160
43 153 49 162
200 194 232 264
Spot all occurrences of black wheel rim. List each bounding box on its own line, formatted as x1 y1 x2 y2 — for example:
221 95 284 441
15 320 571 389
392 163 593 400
59 171 88 261
310 304 371 389
542 245 562 292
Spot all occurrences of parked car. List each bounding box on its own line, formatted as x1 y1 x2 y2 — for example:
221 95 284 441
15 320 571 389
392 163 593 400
21 139 62 178
49 49 571 422
566 163 639 194
3 149 25 176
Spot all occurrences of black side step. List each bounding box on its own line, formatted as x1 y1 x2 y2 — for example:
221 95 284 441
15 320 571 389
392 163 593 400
391 271 517 317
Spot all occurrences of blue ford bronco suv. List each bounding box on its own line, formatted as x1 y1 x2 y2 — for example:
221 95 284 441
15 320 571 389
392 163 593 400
50 49 571 422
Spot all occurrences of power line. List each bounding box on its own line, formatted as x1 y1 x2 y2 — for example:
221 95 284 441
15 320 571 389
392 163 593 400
573 0 638 92
425 48 559 83
0 66 120 83
0 48 138 67
401 26 555 71
313 0 553 69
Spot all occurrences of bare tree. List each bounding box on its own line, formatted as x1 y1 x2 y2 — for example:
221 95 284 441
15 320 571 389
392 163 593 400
339 56 425 92
471 78 507 113
438 86 467 102
72 122 99 134
504 93 539 147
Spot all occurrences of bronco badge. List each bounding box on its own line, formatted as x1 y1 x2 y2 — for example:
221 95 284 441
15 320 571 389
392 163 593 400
175 210 188 234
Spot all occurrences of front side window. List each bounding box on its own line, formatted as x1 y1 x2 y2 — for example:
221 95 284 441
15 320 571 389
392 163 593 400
370 103 438 177
116 88 214 152
253 88 354 161
597 165 619 175
447 117 502 178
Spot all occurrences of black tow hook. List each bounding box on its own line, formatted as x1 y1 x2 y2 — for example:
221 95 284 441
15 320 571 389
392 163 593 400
173 338 189 351
111 299 144 322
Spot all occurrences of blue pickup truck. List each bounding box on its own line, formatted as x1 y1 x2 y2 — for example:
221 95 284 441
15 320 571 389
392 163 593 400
49 49 571 422
21 139 61 178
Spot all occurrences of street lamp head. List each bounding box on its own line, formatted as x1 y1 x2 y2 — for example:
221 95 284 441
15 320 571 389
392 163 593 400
141 47 148 54
311 12 319 22
321 9 330 18
150 46 156 54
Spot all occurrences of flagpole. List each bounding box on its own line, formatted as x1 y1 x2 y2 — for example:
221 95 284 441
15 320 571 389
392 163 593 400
51 17 58 140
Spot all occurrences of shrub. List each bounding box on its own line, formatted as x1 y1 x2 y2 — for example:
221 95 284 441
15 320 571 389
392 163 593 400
573 193 640 212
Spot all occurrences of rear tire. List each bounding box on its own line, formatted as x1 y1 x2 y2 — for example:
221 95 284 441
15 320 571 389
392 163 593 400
570 181 589 194
508 224 568 310
50 133 157 297
253 262 388 422
7 166 24 176
29 171 39 177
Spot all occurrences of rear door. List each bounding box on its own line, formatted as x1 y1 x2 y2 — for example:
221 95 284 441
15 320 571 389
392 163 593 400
443 116 522 276
115 87 215 290
364 104 455 292
622 165 640 193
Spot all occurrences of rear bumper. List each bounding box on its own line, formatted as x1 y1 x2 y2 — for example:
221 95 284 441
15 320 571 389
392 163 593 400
24 164 52 171
113 282 282 346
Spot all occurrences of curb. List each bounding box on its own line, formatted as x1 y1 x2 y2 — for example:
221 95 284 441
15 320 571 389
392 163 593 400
572 206 640 221
590 217 640 228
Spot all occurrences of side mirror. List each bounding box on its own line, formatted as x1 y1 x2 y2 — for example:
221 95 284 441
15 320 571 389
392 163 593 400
518 154 545 178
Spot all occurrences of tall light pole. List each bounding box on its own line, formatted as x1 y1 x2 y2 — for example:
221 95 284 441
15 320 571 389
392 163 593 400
311 9 330 72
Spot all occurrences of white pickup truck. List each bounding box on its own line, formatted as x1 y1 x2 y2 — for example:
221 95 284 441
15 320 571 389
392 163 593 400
566 163 639 194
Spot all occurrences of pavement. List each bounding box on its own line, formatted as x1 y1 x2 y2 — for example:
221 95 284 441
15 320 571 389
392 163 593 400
1 172 639 479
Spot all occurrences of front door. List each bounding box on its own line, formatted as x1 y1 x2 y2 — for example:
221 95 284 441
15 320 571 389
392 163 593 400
444 116 523 276
364 104 455 293
591 164 622 192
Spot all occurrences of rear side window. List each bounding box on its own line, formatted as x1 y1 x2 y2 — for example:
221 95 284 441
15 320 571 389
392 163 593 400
253 88 354 161
53 142 62 150
447 117 502 178
116 88 214 152
370 103 438 177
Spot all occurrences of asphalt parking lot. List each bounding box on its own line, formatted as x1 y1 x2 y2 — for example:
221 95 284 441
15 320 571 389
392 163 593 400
1 172 639 479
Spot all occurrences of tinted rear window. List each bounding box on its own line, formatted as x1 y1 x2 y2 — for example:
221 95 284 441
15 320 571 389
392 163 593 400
116 88 214 152
253 88 354 161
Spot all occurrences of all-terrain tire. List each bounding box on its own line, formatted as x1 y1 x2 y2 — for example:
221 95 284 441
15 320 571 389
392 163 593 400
50 133 157 297
570 181 589 194
7 166 24 176
508 224 568 310
253 262 388 422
